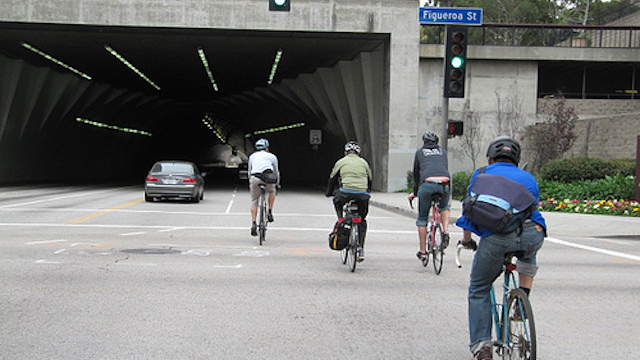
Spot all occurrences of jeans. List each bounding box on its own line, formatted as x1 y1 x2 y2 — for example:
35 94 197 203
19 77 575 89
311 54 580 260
468 222 545 354
416 182 451 226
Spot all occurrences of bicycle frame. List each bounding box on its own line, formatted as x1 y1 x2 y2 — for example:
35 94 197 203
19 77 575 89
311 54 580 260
491 262 518 348
428 203 441 250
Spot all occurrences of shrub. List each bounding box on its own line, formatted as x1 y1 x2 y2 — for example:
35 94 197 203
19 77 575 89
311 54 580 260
452 171 470 200
539 175 635 200
538 157 634 182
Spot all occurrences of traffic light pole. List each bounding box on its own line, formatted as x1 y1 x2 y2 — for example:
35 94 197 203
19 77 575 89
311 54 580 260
441 24 449 151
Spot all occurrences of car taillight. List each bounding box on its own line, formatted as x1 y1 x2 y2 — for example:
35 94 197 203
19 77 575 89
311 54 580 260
183 177 196 183
146 176 158 182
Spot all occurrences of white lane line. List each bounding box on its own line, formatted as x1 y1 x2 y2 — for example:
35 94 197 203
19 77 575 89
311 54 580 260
35 259 62 264
212 264 242 269
546 237 640 262
53 249 67 254
121 231 147 236
0 188 125 208
225 188 237 214
157 227 184 233
25 239 67 245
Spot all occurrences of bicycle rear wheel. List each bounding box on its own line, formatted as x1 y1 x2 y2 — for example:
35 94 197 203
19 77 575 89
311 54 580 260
258 197 266 245
503 288 536 360
432 223 444 275
347 225 358 272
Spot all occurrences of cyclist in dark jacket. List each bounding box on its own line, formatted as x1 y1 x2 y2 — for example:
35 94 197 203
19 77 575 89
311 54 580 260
407 131 451 262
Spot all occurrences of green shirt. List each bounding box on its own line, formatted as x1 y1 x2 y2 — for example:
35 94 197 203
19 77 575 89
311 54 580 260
329 154 372 192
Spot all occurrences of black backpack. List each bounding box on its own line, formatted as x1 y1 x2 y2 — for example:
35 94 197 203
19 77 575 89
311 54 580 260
462 168 537 234
328 217 351 250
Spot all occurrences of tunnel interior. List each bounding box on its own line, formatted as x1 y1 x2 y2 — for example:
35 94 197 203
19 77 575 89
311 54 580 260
0 21 390 188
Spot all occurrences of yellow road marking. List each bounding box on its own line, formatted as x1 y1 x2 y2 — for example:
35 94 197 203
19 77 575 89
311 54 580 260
63 198 145 225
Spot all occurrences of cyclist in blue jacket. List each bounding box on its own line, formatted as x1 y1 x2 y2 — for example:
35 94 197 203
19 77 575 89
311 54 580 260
456 136 547 360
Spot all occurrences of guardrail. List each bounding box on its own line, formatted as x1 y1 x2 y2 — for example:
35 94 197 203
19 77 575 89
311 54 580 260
421 23 640 48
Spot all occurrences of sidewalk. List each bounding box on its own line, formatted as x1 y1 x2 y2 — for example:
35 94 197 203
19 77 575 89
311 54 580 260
369 191 640 240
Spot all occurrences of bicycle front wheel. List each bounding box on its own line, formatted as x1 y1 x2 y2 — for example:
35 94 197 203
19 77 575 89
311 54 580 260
340 247 348 264
347 225 358 272
432 223 444 275
503 288 536 360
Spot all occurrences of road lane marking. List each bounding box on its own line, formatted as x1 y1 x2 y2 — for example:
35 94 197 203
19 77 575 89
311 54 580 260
546 237 640 262
121 231 147 236
26 239 68 245
225 188 237 214
63 198 145 225
0 188 128 208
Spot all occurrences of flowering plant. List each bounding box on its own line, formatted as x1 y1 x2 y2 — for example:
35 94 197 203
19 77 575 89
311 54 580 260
539 198 640 217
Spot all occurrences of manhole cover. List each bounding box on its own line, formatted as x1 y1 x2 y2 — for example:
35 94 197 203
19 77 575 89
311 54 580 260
121 248 181 255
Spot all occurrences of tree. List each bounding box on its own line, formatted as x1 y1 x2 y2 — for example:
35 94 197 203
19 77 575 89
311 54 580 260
525 95 578 171
555 0 640 25
459 100 484 170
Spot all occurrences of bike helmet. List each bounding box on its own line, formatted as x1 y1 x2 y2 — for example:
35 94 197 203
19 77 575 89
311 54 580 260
344 141 361 154
486 136 521 164
255 138 269 150
422 131 439 144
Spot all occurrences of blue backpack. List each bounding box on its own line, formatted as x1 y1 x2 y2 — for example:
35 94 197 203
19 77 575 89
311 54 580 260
462 168 537 234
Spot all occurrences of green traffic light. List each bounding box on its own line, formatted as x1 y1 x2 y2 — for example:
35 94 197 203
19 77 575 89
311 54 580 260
451 56 463 69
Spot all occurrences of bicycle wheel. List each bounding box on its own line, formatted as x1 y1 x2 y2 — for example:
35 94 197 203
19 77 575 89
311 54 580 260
347 224 358 272
258 197 266 246
340 247 348 264
432 223 444 275
502 288 536 360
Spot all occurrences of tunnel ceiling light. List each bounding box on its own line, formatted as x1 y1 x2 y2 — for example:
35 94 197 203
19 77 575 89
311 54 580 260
267 48 283 85
76 117 153 137
201 113 227 143
21 42 92 80
104 44 160 90
197 47 219 92
245 122 305 138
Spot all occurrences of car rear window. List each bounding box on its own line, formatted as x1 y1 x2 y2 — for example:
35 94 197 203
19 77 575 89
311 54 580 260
152 163 194 174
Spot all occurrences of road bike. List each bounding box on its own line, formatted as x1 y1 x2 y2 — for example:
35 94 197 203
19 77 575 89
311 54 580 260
339 200 365 272
257 184 268 245
456 246 537 360
410 192 446 275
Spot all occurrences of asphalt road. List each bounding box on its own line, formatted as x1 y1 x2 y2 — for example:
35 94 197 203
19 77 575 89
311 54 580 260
1 182 639 360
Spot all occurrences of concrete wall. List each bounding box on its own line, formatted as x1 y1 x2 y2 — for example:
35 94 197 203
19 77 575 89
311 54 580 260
539 98 640 161
0 0 422 191
417 57 539 177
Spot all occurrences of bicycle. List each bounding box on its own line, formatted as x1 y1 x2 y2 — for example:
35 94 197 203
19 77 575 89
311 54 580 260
410 192 446 275
339 200 365 272
257 184 268 245
456 245 537 360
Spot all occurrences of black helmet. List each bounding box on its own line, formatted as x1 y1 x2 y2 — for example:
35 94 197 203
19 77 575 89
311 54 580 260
344 141 361 154
486 136 521 164
422 131 439 144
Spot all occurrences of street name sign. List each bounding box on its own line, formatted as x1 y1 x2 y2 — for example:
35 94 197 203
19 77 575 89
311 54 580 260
419 7 483 26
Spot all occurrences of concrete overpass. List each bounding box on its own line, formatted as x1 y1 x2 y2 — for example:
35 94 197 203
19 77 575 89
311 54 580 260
0 0 421 190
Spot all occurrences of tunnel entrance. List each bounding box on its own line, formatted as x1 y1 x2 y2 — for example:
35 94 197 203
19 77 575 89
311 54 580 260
0 21 390 187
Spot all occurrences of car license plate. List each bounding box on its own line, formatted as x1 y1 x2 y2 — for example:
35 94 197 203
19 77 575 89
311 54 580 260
163 179 179 184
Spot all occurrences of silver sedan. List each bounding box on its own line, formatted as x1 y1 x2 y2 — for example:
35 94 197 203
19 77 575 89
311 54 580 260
144 161 205 203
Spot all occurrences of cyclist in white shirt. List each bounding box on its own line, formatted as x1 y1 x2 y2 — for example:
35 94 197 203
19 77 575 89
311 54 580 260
248 139 280 236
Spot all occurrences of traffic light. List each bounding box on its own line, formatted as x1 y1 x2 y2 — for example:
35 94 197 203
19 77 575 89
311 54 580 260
448 121 464 137
444 27 468 98
269 0 290 11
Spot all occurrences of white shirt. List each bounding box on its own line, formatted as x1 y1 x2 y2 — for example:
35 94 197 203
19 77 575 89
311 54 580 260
248 150 279 178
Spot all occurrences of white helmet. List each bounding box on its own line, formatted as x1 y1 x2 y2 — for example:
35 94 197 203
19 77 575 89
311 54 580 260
344 141 361 154
255 138 269 150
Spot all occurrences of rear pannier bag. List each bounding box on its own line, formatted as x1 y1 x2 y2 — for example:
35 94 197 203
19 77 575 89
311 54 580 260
462 171 537 234
328 217 351 250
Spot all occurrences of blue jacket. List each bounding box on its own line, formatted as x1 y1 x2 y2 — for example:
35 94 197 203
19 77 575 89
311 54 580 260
456 162 547 237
